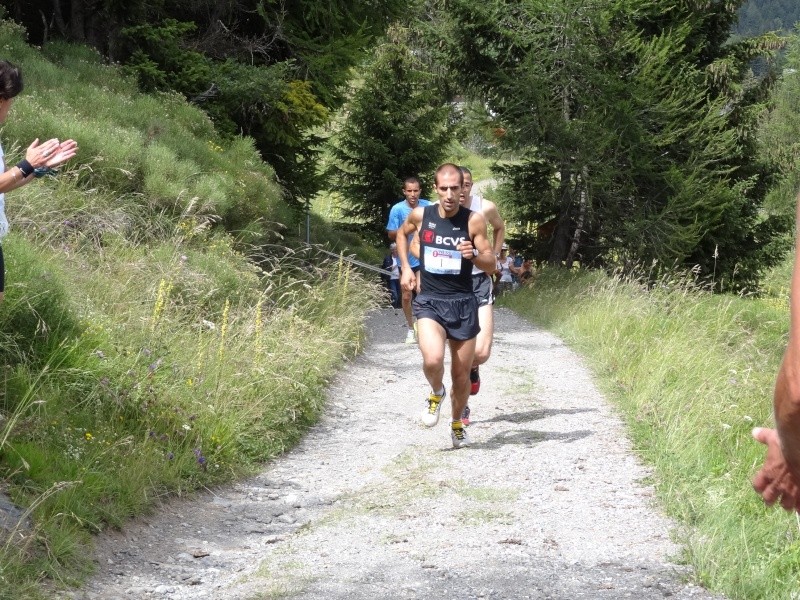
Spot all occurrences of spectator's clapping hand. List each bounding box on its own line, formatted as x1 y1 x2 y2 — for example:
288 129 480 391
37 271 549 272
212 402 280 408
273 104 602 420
45 139 78 168
25 138 61 168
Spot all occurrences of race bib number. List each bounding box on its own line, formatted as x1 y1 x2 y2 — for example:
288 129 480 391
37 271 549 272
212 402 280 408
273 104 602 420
424 246 463 275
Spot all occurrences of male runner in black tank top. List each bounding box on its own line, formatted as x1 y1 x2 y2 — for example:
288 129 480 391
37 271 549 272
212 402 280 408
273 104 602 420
395 163 496 448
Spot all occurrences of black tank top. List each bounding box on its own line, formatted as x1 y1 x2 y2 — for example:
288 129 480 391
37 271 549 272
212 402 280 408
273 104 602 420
418 204 474 297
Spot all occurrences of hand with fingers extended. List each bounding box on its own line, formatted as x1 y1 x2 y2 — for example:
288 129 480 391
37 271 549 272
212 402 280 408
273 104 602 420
25 138 78 170
25 138 61 168
45 139 78 168
752 427 800 511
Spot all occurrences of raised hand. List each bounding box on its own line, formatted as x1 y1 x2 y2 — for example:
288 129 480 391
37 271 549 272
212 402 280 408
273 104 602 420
44 139 78 168
25 137 61 168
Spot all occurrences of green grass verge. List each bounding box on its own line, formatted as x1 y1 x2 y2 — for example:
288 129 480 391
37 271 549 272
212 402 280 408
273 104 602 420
0 21 383 598
501 267 797 600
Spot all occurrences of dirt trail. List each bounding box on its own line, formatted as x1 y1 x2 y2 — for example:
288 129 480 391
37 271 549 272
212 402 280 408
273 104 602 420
60 307 724 600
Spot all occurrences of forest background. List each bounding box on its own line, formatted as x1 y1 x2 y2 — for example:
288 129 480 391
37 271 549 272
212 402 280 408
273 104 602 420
0 0 799 598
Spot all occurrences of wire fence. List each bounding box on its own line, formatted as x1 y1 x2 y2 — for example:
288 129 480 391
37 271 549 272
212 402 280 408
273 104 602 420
313 247 392 277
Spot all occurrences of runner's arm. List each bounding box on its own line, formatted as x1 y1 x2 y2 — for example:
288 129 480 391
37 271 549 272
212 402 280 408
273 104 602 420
482 200 505 256
461 212 495 275
396 208 422 291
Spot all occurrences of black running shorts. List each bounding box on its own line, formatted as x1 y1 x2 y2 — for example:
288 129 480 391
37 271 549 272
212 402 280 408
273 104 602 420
472 272 494 307
412 293 480 341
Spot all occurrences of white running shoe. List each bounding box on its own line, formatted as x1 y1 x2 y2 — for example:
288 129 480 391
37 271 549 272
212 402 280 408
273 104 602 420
405 328 417 344
451 423 471 449
420 388 445 427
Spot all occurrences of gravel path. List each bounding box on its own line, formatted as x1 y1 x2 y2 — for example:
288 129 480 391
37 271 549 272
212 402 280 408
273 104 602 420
61 307 725 600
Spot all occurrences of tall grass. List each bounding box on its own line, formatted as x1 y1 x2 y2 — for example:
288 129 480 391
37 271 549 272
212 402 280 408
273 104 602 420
0 20 382 598
502 267 797 599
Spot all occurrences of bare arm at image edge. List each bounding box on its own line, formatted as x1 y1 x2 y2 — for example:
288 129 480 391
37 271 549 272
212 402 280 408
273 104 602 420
753 189 800 510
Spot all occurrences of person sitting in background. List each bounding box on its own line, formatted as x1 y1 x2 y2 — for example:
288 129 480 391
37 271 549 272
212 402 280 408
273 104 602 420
518 259 533 285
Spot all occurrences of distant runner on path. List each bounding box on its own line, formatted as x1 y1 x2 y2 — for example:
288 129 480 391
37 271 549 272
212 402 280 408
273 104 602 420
395 163 495 448
386 176 431 344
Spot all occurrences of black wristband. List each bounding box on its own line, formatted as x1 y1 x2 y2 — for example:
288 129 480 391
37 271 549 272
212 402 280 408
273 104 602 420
16 159 34 178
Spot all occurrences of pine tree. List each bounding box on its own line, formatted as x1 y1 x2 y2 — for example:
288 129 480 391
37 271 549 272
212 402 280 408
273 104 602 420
326 25 452 237
438 0 788 289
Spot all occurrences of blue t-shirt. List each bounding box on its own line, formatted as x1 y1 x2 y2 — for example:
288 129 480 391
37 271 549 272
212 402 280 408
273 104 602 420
386 198 431 268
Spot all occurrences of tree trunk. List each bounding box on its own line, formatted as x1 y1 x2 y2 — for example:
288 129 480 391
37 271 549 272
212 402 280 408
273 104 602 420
51 0 67 38
549 164 573 266
70 0 86 41
565 165 588 266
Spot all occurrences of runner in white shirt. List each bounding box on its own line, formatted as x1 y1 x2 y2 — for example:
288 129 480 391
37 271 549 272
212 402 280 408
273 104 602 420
458 167 505 425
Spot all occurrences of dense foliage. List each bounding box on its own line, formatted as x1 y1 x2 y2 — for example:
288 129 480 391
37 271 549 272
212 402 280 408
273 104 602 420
0 22 379 597
0 0 406 206
436 0 789 290
759 33 800 217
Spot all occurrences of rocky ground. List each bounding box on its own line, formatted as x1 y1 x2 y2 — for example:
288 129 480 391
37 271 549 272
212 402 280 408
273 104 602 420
55 307 726 600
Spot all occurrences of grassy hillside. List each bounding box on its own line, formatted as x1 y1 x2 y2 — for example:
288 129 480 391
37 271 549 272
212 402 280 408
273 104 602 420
502 266 797 600
0 20 380 598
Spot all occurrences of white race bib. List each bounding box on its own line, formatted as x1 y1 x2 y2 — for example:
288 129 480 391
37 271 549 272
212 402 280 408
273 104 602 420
424 246 463 275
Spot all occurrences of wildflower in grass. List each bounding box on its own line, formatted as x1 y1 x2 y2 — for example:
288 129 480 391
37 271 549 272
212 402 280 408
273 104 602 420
84 432 93 441
150 278 173 331
193 448 207 470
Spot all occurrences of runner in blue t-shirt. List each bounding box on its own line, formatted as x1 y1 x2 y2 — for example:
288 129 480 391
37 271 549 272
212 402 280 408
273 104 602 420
386 176 431 344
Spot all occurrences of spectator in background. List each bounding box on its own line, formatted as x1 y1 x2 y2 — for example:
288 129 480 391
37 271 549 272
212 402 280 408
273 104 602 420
518 259 533 285
0 60 79 303
495 244 514 297
508 246 523 289
381 242 401 308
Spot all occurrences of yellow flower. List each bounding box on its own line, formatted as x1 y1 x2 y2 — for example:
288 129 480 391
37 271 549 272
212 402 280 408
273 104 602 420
84 432 94 441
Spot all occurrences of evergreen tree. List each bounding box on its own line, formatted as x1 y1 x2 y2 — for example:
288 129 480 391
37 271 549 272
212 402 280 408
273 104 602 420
438 0 788 289
0 0 406 207
759 31 800 217
326 25 452 238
